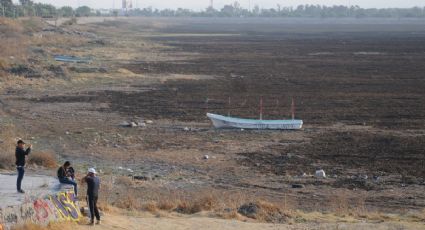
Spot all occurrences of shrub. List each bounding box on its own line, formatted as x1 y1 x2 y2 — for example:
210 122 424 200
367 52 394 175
0 124 17 169
143 201 158 213
237 200 290 223
28 151 57 168
175 195 219 214
157 199 177 211
0 58 9 70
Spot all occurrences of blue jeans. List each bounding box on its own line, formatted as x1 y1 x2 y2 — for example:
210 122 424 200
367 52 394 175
17 166 25 191
59 178 78 195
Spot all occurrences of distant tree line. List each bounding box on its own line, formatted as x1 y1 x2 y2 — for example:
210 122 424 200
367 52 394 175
0 0 94 18
131 4 425 18
1 0 425 18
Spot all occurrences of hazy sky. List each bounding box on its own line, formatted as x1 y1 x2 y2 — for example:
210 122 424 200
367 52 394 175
27 0 425 10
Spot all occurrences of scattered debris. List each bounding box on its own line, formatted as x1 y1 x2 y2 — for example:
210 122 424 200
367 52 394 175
291 184 304 189
9 64 41 78
315 169 326 178
133 175 150 181
120 121 146 128
238 203 258 219
120 121 131 127
69 66 108 73
54 55 92 64
203 155 210 160
88 39 107 45
48 65 68 77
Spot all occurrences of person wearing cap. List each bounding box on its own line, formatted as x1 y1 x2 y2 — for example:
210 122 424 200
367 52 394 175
57 161 78 196
15 140 32 193
82 168 101 225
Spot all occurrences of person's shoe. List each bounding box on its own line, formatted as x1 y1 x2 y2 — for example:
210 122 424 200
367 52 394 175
96 220 101 225
18 189 25 194
88 221 95 226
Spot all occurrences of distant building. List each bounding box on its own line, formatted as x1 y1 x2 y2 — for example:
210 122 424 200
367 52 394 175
122 0 133 12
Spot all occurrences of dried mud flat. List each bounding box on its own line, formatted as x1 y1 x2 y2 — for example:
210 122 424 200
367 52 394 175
2 18 425 221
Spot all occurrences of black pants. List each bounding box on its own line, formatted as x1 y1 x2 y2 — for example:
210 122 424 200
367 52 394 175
16 166 25 191
88 195 100 221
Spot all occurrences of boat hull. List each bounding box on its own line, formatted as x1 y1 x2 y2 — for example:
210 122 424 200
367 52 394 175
207 113 303 130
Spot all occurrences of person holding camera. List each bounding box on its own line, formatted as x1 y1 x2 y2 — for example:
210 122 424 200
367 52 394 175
15 140 32 194
82 168 101 226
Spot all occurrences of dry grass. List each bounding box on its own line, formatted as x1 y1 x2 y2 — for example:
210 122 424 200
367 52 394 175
20 18 45 33
173 195 219 214
115 176 134 186
0 124 18 169
114 192 141 210
0 18 24 34
242 200 291 223
0 58 8 69
0 18 29 70
217 210 242 220
328 190 370 219
143 201 158 213
28 151 57 168
12 222 78 230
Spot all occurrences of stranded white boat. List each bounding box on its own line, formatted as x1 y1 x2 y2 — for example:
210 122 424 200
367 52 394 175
207 113 303 130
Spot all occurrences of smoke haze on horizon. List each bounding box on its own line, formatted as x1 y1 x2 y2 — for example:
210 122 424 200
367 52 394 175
25 0 425 10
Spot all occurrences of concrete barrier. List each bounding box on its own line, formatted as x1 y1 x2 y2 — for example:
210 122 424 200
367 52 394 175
0 191 81 230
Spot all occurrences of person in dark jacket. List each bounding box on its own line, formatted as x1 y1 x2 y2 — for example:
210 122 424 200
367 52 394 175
57 161 78 196
15 140 32 193
82 168 101 225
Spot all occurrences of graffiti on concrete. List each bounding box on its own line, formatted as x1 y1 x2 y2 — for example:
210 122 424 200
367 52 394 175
50 192 80 221
21 203 36 222
2 207 20 225
33 199 58 225
0 209 3 230
0 191 81 229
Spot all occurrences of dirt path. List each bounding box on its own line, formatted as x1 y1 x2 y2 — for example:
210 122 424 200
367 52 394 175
87 214 281 230
72 212 424 230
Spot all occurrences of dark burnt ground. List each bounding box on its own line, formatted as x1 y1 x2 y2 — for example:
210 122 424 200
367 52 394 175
34 20 425 129
238 132 425 178
121 22 425 130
